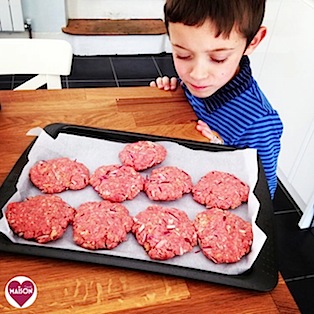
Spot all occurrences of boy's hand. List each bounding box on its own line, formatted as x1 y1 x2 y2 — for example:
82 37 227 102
149 76 178 91
196 120 224 144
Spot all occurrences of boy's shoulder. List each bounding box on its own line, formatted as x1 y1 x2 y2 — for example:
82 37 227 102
236 78 278 115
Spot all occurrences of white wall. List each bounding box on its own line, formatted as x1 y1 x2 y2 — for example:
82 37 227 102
66 0 164 19
21 0 67 32
251 0 314 227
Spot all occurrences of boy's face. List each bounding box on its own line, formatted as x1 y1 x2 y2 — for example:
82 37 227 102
169 20 249 98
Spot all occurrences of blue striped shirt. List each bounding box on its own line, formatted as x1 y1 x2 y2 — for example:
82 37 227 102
182 56 283 199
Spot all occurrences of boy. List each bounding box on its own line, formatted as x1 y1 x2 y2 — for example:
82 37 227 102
150 0 283 199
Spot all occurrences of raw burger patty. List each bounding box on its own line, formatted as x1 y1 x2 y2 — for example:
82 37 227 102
29 157 90 193
119 140 167 171
73 200 133 250
89 164 144 202
194 208 253 264
144 166 193 201
132 205 197 260
192 171 249 209
5 195 75 243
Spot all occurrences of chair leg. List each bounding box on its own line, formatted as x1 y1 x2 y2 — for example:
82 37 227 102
13 74 62 90
46 75 62 89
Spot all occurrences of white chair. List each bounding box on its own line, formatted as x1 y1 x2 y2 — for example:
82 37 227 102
0 38 73 90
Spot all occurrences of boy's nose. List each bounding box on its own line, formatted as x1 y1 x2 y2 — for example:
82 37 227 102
190 60 209 81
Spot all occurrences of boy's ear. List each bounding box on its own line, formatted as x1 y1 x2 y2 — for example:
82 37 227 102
244 26 267 55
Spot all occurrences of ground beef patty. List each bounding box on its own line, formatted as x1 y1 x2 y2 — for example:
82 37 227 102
5 195 75 243
132 205 197 260
194 208 253 264
192 171 249 209
29 157 90 194
73 200 133 250
119 141 167 171
144 166 193 201
89 164 144 202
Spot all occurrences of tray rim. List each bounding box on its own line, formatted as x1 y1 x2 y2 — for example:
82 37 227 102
0 122 278 291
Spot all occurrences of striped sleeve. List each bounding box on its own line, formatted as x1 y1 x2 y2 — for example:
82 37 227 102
233 114 283 199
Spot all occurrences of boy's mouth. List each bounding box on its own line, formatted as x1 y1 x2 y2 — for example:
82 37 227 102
187 82 217 98
189 83 209 90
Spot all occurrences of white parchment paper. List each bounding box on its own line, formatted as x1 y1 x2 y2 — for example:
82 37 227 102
0 129 267 275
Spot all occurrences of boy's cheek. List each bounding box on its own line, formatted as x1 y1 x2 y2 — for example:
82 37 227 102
173 61 187 79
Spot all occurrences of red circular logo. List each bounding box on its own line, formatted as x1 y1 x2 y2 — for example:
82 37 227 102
5 276 37 308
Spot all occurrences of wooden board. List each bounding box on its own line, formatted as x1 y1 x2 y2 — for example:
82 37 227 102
62 19 167 36
0 253 190 313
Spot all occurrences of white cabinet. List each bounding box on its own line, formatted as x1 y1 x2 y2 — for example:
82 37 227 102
251 0 314 228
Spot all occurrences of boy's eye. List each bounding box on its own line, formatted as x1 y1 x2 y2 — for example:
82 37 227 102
211 58 226 64
175 55 191 60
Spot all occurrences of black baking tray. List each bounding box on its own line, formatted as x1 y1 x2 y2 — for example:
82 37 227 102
0 123 278 291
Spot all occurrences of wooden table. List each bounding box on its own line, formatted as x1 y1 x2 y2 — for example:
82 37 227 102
0 87 299 313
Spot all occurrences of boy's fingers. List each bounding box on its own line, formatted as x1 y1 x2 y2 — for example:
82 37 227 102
196 123 223 144
196 122 213 139
170 77 178 90
195 121 214 140
155 77 162 87
202 128 214 139
162 76 170 84
150 76 178 91
197 120 208 127
156 77 166 89
161 76 171 90
196 122 210 133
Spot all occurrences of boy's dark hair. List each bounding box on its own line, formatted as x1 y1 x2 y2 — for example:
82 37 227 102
164 0 266 45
